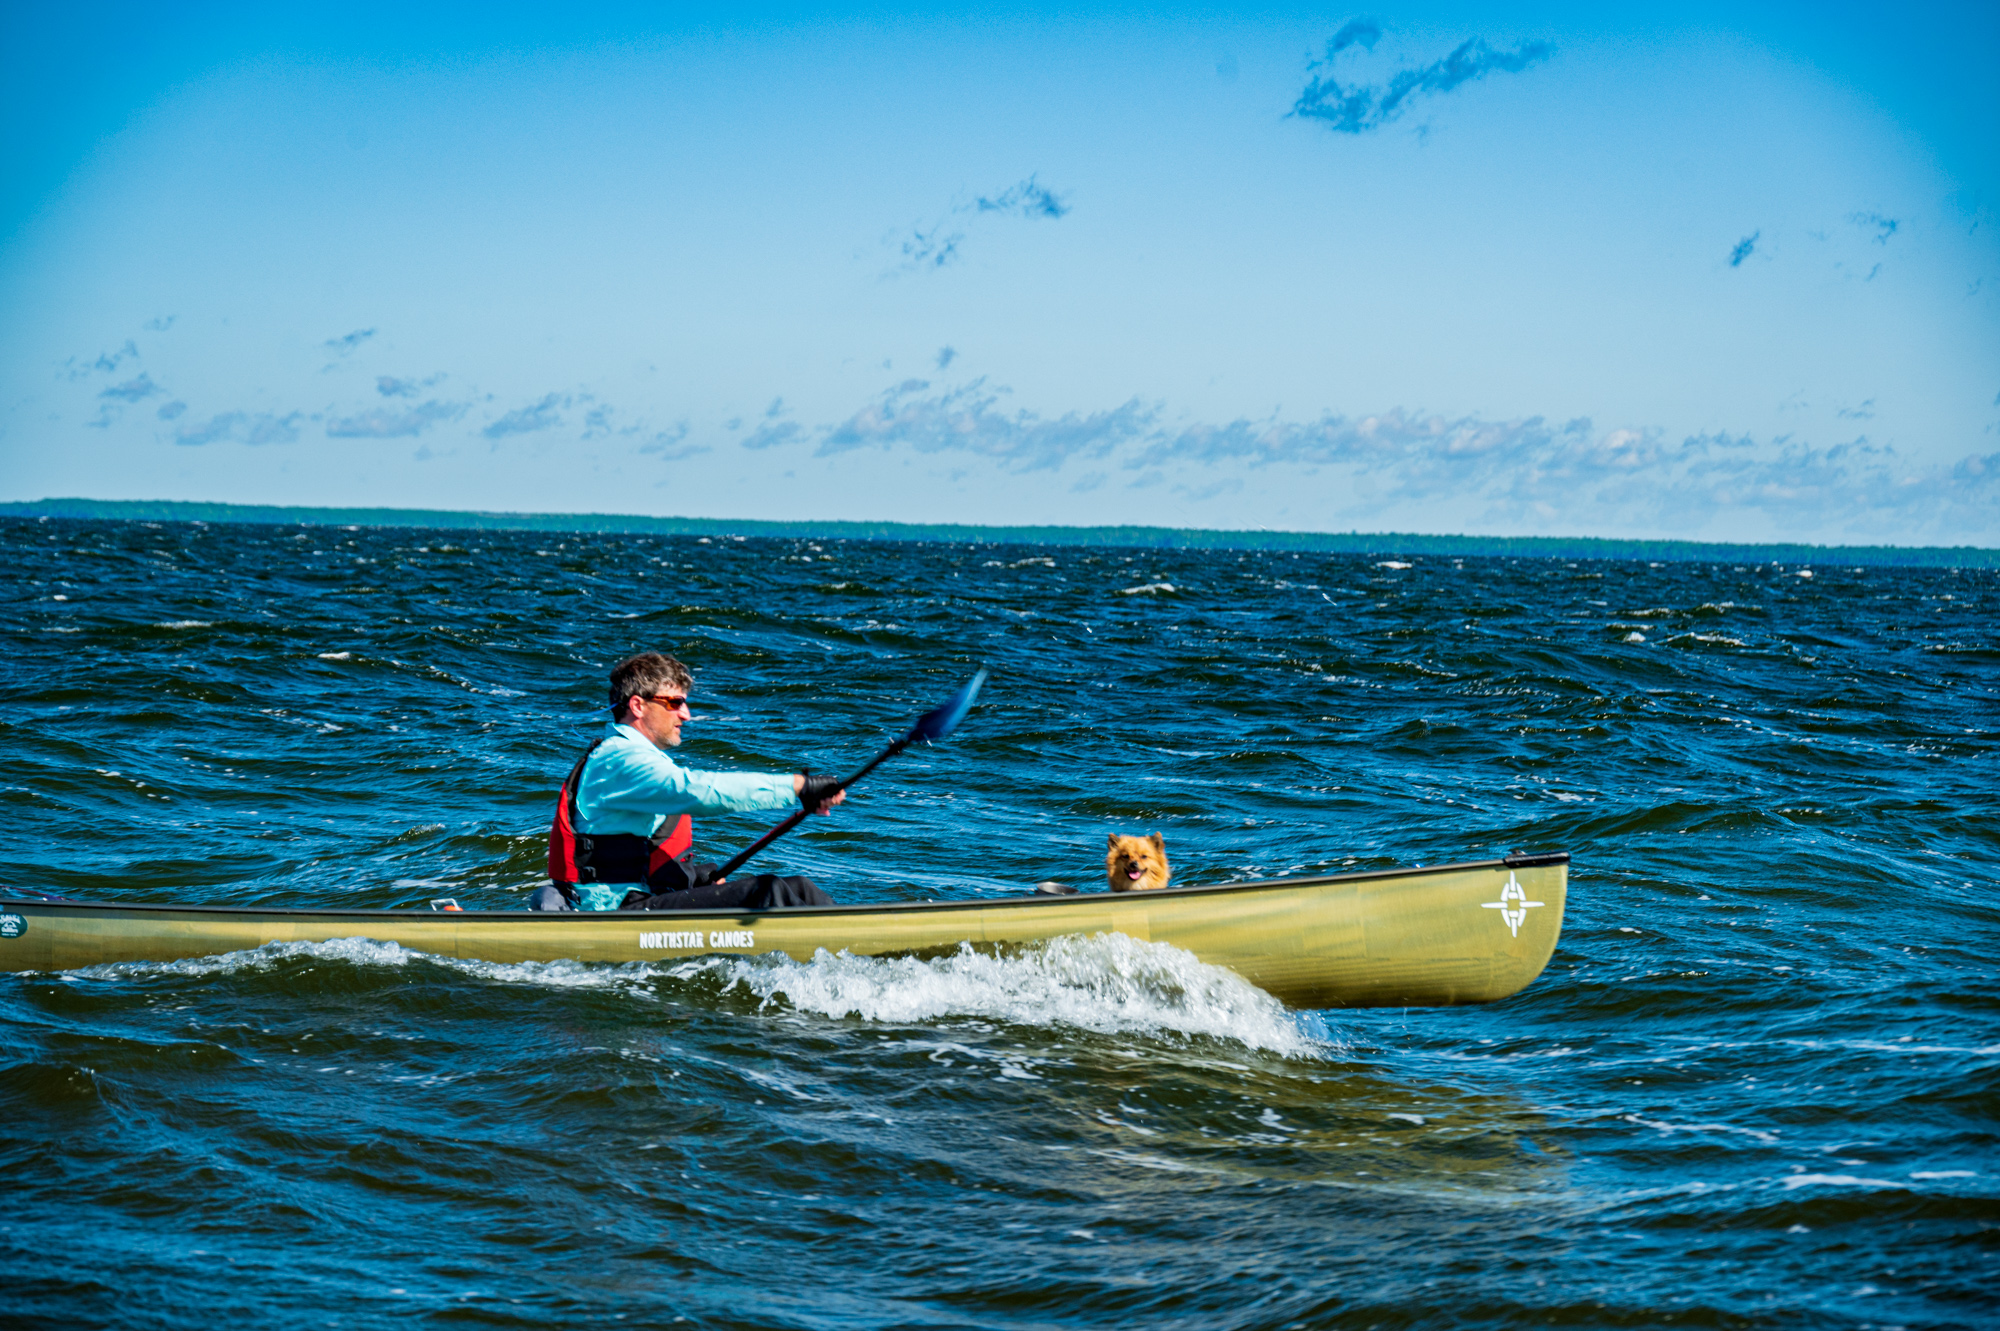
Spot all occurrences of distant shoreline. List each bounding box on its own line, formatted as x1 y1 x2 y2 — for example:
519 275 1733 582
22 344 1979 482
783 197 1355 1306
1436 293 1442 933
4 496 1994 568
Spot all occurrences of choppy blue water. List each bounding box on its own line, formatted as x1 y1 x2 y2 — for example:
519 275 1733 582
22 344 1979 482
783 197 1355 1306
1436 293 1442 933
2 517 1995 1330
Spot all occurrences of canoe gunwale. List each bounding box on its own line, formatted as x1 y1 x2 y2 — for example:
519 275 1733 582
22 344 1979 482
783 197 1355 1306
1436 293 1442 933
0 852 1571 922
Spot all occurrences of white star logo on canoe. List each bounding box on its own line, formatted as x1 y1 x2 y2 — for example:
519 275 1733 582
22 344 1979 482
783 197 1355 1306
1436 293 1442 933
1482 872 1545 937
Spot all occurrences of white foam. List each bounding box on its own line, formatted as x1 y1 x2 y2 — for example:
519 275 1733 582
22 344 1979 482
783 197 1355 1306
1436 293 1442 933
75 935 423 979
1783 1038 2000 1056
1780 1173 1902 1191
444 955 658 991
68 933 1329 1056
317 651 352 660
1375 561 1411 569
1118 582 1176 595
1625 1113 1778 1145
708 934 1330 1057
156 620 212 629
73 936 654 992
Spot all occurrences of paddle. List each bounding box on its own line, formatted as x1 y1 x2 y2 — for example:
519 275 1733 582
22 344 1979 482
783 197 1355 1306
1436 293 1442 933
710 668 988 882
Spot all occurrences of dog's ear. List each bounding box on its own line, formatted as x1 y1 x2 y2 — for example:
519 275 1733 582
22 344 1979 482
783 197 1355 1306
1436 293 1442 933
1107 833 1118 848
1149 833 1164 852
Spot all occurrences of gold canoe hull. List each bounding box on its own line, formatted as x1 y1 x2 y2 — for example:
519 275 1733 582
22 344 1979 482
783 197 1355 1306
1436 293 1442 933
0 854 1568 1008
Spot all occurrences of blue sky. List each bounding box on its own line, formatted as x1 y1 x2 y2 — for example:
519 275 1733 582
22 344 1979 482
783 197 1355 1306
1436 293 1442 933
3 2 1995 542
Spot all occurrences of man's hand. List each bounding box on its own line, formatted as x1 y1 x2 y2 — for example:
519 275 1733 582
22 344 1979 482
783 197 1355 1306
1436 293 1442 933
794 773 846 814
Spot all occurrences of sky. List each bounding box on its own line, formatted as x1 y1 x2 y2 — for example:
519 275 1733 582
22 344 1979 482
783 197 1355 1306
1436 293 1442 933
2 1 1995 543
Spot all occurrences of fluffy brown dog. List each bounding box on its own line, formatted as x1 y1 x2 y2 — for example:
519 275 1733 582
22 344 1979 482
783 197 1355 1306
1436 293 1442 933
1106 833 1171 892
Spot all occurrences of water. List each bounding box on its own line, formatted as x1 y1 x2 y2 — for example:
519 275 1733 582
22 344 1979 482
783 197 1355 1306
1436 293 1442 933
2 517 1995 1329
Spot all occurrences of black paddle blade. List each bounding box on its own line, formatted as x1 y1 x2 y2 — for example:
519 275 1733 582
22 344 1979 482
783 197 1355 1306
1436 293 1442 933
909 668 987 744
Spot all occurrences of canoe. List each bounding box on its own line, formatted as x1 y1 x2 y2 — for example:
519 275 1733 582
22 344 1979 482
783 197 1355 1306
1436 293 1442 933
0 852 1568 1008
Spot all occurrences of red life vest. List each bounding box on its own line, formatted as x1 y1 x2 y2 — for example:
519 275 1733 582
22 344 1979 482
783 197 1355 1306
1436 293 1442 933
547 739 696 900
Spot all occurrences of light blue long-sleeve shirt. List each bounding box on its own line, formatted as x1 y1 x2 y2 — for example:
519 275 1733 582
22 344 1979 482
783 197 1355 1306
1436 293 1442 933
570 722 797 909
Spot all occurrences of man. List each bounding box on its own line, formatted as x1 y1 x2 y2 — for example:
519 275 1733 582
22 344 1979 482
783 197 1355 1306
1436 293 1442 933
531 652 843 911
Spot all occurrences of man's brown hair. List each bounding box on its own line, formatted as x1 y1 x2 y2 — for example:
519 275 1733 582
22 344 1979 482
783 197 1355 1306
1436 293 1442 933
608 652 693 716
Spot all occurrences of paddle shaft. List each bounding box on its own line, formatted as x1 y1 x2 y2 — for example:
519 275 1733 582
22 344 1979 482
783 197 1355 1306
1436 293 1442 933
710 735 913 882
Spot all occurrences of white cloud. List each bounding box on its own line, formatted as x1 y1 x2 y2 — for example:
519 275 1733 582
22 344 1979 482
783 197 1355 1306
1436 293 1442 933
482 393 571 440
327 401 463 438
810 383 1999 539
821 378 1154 471
173 411 305 446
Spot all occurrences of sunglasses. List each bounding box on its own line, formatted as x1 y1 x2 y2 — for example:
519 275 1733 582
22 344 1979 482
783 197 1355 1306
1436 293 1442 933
642 693 690 711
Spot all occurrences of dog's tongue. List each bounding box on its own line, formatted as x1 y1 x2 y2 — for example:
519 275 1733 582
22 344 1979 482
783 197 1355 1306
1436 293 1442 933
1126 866 1144 879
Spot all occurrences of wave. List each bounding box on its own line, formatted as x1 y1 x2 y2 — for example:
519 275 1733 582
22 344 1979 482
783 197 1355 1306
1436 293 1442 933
65 932 1333 1057
69 936 661 998
703 933 1332 1056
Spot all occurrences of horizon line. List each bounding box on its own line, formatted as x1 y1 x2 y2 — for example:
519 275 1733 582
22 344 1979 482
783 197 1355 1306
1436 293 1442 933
3 497 1994 567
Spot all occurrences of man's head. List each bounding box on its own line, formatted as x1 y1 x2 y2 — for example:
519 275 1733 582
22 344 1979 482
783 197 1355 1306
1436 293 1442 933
609 652 694 748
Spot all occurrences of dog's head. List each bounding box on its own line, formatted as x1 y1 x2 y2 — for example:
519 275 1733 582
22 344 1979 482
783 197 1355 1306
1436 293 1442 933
1106 833 1171 892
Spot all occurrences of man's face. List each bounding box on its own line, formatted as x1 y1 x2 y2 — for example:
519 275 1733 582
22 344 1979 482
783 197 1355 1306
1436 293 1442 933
629 688 691 749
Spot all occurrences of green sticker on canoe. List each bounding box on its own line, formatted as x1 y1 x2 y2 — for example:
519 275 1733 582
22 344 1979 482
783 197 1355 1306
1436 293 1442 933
0 912 25 939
